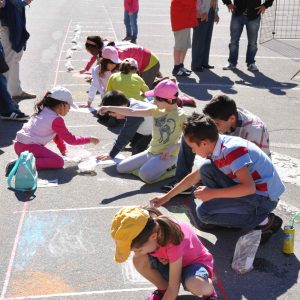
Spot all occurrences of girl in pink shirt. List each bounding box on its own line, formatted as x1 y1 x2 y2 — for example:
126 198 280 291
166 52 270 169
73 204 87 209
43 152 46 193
111 206 217 300
123 0 139 44
14 86 100 170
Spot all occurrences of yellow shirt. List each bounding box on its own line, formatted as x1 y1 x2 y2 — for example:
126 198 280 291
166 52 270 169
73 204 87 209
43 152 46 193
106 72 149 101
149 107 187 155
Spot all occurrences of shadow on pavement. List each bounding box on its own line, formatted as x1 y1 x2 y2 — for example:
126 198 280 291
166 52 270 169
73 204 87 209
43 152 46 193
233 69 298 95
0 120 24 148
38 165 79 184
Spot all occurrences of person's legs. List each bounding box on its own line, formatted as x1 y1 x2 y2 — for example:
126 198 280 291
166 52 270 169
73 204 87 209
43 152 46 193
245 15 261 66
191 19 208 70
141 61 160 88
123 11 131 39
129 10 138 42
0 73 18 115
175 138 196 181
196 160 278 228
183 264 215 297
133 255 168 290
228 15 245 66
116 150 149 173
202 8 215 66
14 142 64 170
139 153 177 182
0 27 23 96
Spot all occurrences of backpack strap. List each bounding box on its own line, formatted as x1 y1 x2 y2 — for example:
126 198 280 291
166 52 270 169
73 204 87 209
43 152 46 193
7 156 22 189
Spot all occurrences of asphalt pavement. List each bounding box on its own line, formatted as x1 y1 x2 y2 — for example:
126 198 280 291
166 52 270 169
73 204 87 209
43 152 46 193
0 0 299 299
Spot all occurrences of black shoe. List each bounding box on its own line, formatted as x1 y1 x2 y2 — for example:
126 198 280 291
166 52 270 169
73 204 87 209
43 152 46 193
172 67 191 76
179 64 192 74
5 159 17 177
122 36 131 41
191 67 204 72
130 39 137 44
256 213 283 245
0 112 29 121
12 91 36 101
202 64 214 69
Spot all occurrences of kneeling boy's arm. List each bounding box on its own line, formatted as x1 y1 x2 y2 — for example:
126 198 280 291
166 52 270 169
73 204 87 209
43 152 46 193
105 106 153 117
212 166 256 199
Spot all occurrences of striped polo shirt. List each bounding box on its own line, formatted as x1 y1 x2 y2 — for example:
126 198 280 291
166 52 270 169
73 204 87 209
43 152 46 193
210 134 285 201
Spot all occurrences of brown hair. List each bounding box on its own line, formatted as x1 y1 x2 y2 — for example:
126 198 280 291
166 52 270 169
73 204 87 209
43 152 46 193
131 206 184 249
33 92 64 116
119 60 137 75
99 58 119 77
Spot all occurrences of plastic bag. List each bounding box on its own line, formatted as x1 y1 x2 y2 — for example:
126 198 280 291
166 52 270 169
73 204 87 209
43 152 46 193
78 159 97 175
64 146 91 163
231 230 261 274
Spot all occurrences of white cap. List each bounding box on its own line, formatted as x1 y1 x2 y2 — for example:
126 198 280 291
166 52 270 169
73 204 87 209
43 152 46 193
124 57 138 69
49 86 78 109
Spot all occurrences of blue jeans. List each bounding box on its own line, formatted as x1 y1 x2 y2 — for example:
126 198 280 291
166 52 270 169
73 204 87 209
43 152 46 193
0 72 19 115
228 15 261 66
124 10 138 40
192 8 215 69
196 160 278 229
175 138 195 181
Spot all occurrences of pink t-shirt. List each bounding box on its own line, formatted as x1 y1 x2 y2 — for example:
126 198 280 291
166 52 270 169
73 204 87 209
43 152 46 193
124 0 139 14
150 221 214 278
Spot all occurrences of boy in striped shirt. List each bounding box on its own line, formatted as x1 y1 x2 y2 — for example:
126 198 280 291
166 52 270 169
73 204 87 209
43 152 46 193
151 113 285 244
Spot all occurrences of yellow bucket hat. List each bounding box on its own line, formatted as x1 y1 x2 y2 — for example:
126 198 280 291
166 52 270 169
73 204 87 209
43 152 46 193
111 207 150 263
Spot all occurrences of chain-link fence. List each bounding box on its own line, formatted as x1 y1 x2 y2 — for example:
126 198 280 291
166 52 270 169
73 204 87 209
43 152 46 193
260 0 300 43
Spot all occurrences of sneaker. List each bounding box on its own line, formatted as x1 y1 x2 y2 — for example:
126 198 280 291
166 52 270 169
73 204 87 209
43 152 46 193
5 159 17 177
179 64 192 74
12 91 36 101
247 63 259 72
223 63 236 70
202 64 215 69
148 289 165 300
122 36 132 41
172 67 191 76
0 112 29 121
130 39 137 44
160 180 194 195
256 213 283 244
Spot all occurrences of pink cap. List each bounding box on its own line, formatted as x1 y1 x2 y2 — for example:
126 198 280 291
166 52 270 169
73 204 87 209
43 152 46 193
145 79 178 100
102 46 122 64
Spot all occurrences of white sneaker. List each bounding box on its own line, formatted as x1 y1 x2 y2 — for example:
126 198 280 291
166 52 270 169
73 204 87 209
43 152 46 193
247 63 259 72
223 63 236 70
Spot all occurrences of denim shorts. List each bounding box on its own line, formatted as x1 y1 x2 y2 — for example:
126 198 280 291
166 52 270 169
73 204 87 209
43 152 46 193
149 255 210 290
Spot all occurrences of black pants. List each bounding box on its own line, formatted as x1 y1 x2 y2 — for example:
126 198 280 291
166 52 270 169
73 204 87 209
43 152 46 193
130 133 152 155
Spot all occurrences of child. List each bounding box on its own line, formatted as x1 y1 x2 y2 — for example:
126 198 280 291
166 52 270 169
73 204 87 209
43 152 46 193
111 206 217 300
96 90 153 161
80 46 121 108
171 0 198 76
162 94 270 193
11 86 100 171
106 58 149 101
98 79 187 183
79 36 104 74
123 0 139 44
151 113 285 244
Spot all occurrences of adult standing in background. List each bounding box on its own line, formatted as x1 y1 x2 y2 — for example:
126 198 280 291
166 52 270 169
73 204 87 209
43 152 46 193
122 0 139 44
191 0 220 72
171 0 198 76
0 0 36 101
222 0 274 72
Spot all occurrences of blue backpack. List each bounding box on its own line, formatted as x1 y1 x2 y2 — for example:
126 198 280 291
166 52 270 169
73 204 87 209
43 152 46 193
7 151 38 192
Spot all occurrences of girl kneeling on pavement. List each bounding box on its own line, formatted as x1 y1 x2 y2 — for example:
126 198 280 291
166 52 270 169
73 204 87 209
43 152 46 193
111 206 217 300
12 87 99 171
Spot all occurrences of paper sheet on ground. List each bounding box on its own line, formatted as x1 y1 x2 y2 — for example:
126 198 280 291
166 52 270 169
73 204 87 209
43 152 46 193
96 154 125 165
71 106 96 113
37 179 58 188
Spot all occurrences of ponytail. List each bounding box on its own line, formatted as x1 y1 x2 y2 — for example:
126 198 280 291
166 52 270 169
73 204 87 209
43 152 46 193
119 60 131 74
33 92 63 116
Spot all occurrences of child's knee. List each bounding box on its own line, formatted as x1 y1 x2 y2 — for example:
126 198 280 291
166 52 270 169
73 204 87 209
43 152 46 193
57 156 64 168
132 254 150 270
116 162 127 173
139 169 159 183
199 159 213 177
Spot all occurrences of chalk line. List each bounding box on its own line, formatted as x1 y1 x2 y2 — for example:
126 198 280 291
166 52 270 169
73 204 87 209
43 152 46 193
0 203 29 299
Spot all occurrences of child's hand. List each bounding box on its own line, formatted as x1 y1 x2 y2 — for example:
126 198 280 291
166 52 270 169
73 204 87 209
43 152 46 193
96 154 111 161
161 149 171 160
90 137 100 145
98 106 109 115
214 14 220 24
79 102 92 108
79 69 86 74
193 186 213 202
150 195 169 207
199 12 208 22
